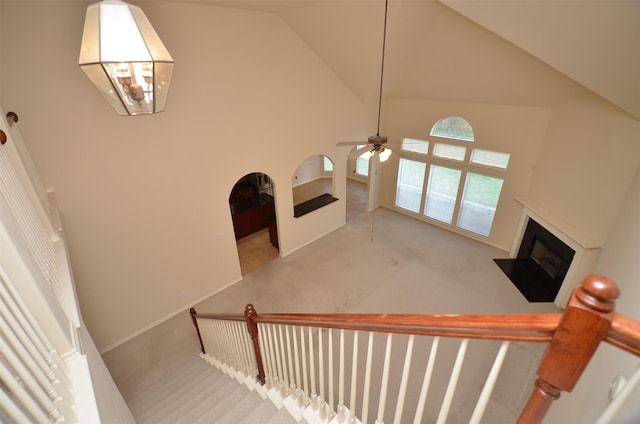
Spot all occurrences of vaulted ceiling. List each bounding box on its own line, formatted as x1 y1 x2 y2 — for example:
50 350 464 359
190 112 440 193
166 0 640 119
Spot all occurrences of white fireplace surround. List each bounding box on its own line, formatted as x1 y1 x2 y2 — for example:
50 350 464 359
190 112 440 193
511 197 601 308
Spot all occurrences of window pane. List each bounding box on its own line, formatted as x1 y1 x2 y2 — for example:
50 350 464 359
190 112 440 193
457 173 504 236
424 165 461 224
356 145 369 176
323 156 333 172
433 143 466 161
470 149 510 169
401 138 429 154
431 116 474 141
396 158 426 213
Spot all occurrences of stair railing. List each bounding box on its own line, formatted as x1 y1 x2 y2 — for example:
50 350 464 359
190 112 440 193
190 275 640 424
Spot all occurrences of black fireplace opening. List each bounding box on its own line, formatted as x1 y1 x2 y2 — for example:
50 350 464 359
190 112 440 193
495 218 575 302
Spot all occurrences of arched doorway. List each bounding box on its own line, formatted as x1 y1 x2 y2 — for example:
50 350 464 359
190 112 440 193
229 172 279 275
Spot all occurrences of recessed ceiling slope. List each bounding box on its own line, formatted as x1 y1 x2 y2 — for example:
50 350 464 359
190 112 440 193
167 0 639 118
439 0 640 119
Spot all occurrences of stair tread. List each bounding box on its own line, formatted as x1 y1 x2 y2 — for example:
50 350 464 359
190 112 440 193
135 362 230 421
159 377 244 423
128 355 298 424
265 407 299 424
187 383 259 424
129 357 222 415
213 388 265 424
238 398 282 424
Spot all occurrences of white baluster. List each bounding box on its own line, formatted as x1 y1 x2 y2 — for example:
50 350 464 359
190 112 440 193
0 294 60 392
336 328 346 422
349 331 359 423
329 328 335 412
0 387 32 424
301 326 310 397
278 324 290 396
0 269 69 383
293 325 306 407
469 341 510 424
361 331 374 424
436 338 469 424
266 324 284 408
375 333 393 424
309 326 319 410
221 320 233 372
0 356 53 423
413 337 440 424
319 327 326 402
243 324 257 376
0 335 61 416
393 335 414 424
258 324 271 386
228 321 239 371
270 324 283 386
285 325 295 392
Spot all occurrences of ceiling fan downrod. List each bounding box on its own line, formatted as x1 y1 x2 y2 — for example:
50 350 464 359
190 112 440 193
376 0 389 138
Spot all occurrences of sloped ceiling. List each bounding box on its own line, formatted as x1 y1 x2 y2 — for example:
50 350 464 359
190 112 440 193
167 0 640 119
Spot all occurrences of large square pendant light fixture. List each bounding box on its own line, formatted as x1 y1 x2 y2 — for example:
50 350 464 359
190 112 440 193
79 0 174 115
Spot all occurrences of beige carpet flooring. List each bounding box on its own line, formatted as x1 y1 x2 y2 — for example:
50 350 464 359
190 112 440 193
104 177 559 422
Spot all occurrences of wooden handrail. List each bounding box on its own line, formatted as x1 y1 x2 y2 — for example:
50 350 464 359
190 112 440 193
192 311 561 342
189 308 205 354
606 313 640 356
252 313 562 342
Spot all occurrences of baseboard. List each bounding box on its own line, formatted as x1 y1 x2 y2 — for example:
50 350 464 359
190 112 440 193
280 222 345 258
98 276 243 354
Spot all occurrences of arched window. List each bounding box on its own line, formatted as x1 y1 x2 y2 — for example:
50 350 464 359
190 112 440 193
395 116 510 238
431 116 474 141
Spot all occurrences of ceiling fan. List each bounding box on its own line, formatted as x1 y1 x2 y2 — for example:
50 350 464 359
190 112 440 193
337 0 394 162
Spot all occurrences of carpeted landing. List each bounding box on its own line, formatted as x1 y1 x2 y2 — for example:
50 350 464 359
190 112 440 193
128 355 296 424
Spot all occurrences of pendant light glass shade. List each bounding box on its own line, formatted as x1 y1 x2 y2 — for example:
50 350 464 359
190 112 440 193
79 0 174 115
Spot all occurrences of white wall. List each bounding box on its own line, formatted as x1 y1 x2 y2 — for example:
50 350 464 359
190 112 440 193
526 92 640 249
0 0 367 351
379 99 550 250
544 169 640 423
292 154 327 187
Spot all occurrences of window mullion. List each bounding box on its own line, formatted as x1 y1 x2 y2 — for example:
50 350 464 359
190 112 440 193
419 161 430 215
452 169 467 229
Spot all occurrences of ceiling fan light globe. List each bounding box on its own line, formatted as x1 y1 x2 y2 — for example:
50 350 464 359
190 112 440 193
379 147 392 162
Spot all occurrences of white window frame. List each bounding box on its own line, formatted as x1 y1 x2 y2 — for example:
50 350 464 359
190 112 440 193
395 118 509 238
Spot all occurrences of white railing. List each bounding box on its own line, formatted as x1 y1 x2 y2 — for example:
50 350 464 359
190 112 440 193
0 141 59 297
0 109 134 423
266 328 510 424
0 266 76 423
193 313 532 424
191 278 640 424
195 316 258 391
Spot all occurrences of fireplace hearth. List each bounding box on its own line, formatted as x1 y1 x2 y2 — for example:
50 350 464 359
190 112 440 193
495 218 575 302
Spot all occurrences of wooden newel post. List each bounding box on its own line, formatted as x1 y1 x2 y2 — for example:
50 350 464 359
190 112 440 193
190 308 205 354
517 275 620 423
245 304 266 385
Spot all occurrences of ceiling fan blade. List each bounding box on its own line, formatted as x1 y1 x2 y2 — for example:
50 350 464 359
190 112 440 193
337 141 367 146
348 145 373 159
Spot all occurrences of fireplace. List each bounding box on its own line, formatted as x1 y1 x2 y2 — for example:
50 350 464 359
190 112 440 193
495 218 576 302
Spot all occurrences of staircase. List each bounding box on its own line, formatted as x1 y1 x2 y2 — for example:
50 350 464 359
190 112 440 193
128 354 297 423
